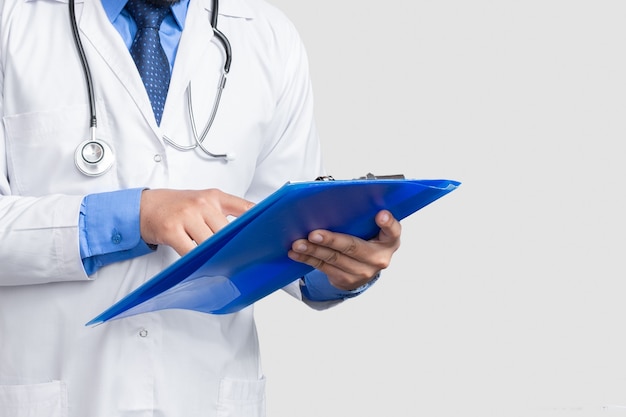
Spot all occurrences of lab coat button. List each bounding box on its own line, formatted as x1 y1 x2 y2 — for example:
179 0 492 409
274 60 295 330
111 232 122 245
153 154 162 162
139 329 148 338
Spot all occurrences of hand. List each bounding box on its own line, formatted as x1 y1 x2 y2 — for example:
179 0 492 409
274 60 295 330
287 210 402 290
140 189 254 256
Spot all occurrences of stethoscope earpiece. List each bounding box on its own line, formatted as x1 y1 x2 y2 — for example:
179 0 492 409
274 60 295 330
74 139 115 176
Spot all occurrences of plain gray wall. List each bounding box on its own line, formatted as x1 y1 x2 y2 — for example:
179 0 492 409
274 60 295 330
255 1 626 416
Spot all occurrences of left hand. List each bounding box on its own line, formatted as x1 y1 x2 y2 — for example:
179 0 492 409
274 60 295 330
287 210 402 291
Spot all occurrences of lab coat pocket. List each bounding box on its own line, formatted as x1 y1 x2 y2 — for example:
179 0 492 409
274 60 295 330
3 103 117 196
0 381 68 417
216 376 266 417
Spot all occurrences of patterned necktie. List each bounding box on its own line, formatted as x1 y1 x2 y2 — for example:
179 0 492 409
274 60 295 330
125 0 171 125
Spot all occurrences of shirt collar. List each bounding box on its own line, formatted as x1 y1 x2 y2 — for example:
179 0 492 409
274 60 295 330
101 0 190 28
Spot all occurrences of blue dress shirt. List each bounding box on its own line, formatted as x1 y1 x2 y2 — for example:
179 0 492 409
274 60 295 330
79 0 375 301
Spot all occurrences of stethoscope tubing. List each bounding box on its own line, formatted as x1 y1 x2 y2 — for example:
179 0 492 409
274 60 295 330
70 0 234 175
69 0 97 138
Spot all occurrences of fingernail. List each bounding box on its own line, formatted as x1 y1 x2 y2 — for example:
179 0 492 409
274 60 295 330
296 243 308 252
380 212 390 223
310 233 323 243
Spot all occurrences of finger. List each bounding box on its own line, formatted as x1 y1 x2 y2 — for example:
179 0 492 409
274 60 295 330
287 246 376 290
303 230 378 267
309 230 360 256
185 216 216 246
200 190 254 233
374 210 402 246
202 212 230 236
169 228 199 256
208 189 255 218
288 238 378 279
297 221 397 272
289 237 354 269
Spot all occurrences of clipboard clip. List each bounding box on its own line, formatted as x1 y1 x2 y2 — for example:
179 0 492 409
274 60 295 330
315 173 405 181
357 173 405 180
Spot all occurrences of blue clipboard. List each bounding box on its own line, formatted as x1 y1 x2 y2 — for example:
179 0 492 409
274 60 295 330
86 177 460 325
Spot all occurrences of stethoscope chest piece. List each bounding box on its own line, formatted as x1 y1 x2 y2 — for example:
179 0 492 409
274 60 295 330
74 139 115 176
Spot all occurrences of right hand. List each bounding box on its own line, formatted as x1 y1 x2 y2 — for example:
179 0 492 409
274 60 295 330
140 189 254 256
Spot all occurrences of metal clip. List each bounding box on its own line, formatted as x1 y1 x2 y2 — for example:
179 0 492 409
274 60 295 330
358 173 405 180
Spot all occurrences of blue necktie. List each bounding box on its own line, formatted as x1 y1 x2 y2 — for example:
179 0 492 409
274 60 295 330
125 0 171 125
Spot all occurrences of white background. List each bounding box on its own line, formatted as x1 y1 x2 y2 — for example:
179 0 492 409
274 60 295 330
255 1 626 416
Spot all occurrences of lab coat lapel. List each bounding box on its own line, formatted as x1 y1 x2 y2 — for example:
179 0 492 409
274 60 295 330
166 0 216 103
76 0 161 131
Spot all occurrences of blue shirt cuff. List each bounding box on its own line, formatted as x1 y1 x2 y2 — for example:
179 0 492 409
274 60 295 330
300 269 380 302
79 188 154 275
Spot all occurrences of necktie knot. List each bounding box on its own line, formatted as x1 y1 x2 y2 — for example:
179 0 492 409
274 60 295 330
125 0 170 30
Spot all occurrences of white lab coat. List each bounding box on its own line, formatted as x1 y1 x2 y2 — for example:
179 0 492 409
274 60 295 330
0 0 329 415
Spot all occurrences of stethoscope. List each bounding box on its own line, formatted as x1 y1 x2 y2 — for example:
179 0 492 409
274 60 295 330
69 0 234 177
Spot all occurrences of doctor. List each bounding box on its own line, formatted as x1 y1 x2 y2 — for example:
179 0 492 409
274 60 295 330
0 0 402 415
